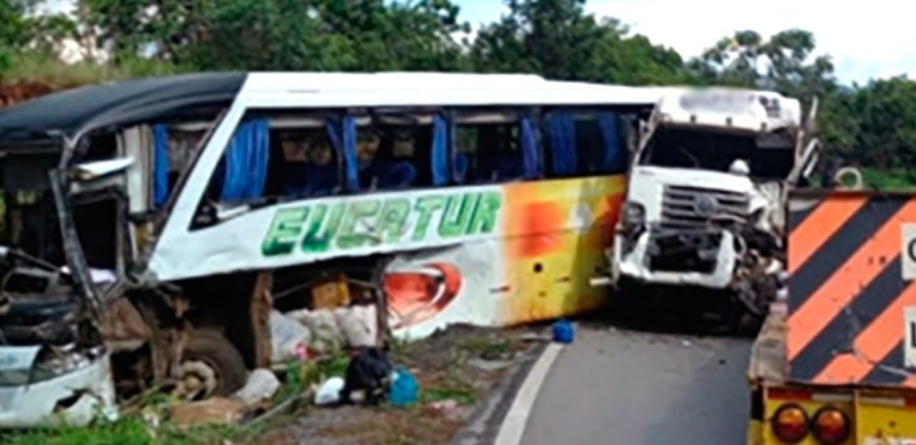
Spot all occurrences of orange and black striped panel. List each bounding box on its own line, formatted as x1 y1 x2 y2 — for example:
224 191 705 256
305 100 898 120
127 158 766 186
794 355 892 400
786 190 916 388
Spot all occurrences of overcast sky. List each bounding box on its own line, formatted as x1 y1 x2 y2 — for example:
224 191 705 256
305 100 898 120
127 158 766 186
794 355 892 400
458 0 908 85
41 0 907 84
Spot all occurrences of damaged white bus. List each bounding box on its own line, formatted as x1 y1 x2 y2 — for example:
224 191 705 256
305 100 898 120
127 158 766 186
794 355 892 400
0 72 660 427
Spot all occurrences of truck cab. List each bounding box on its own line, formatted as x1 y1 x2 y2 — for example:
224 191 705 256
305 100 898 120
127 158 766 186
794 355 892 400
609 88 820 317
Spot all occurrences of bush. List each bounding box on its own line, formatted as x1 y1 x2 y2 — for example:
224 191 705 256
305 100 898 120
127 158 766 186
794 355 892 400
0 51 190 89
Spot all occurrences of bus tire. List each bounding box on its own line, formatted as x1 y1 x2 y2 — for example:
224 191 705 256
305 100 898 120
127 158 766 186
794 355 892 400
180 329 248 400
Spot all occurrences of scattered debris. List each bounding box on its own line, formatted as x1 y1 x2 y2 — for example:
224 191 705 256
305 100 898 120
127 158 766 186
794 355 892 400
468 358 513 372
429 399 461 418
4 323 538 445
233 369 281 407
270 311 312 363
168 398 246 428
340 346 392 406
388 367 419 407
314 377 345 406
276 325 537 445
552 319 575 344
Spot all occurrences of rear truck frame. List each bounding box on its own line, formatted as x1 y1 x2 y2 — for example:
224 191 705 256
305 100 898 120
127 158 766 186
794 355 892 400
746 190 916 445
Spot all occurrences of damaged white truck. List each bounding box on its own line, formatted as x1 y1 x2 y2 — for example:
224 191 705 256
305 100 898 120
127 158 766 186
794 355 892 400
0 72 661 428
596 88 847 325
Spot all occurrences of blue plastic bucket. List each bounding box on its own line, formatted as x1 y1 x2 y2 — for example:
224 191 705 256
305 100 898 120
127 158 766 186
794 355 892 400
552 319 574 344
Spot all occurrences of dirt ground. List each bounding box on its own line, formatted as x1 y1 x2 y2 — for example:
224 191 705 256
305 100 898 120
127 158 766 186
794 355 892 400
251 325 540 445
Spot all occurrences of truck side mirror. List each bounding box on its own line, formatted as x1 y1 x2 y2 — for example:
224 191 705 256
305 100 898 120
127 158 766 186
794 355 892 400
804 97 819 136
789 139 820 185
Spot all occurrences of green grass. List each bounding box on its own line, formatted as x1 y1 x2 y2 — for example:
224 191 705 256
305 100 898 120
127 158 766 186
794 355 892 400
0 52 190 88
860 168 916 191
2 416 240 445
0 351 353 445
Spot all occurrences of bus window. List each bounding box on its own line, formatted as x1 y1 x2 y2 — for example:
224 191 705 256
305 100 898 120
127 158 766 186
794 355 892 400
353 113 435 192
452 110 539 184
543 110 627 178
198 111 344 211
151 124 207 208
276 128 340 199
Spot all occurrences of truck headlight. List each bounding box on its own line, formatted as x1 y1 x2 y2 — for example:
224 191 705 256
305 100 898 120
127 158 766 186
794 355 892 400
621 202 646 232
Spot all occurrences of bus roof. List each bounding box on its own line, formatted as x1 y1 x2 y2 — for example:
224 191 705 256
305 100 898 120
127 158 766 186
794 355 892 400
0 72 246 143
0 71 662 144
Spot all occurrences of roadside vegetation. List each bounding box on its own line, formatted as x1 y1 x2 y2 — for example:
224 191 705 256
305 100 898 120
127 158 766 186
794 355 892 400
2 326 531 445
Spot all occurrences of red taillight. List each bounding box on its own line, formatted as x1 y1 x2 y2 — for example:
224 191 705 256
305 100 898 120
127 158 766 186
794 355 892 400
771 403 809 443
811 406 850 445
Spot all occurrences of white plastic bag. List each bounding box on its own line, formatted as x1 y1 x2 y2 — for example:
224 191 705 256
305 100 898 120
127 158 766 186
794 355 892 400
314 377 345 406
335 305 378 348
269 311 311 363
233 369 281 406
294 309 344 352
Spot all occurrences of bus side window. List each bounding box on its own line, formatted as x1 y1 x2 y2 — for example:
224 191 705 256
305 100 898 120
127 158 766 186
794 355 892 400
203 117 272 205
580 112 625 175
544 110 626 178
198 110 345 216
355 124 422 191
349 112 450 192
453 113 538 184
453 126 477 184
151 124 206 208
275 128 341 199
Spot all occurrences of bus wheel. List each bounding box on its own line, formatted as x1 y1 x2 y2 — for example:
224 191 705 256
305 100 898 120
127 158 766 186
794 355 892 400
178 329 247 400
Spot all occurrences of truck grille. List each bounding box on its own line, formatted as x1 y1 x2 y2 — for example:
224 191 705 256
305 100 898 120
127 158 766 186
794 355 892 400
661 185 750 228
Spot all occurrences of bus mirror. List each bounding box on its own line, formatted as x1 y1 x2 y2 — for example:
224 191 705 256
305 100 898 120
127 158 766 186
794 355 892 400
73 157 134 181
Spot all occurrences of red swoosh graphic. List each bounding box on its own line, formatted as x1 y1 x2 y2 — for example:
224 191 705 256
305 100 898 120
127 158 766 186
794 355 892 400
383 262 463 330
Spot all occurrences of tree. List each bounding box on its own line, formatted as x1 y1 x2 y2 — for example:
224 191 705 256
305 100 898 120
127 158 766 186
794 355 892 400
77 0 470 71
847 76 916 173
471 0 687 84
0 0 31 49
688 29 836 97
0 1 84 72
178 0 356 71
314 0 470 71
594 21 691 85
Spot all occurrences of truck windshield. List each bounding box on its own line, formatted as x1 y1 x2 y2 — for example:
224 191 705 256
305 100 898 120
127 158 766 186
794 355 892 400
638 126 795 180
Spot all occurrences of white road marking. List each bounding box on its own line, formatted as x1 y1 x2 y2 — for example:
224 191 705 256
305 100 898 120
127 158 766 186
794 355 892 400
494 342 564 445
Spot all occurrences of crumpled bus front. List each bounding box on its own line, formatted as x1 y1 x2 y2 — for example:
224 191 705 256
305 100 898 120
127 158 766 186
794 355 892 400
0 345 117 428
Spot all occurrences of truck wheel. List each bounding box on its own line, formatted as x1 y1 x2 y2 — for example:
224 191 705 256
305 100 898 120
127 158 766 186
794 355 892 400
179 329 248 400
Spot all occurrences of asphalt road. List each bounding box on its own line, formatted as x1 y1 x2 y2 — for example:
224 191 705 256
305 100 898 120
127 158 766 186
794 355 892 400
520 325 753 445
